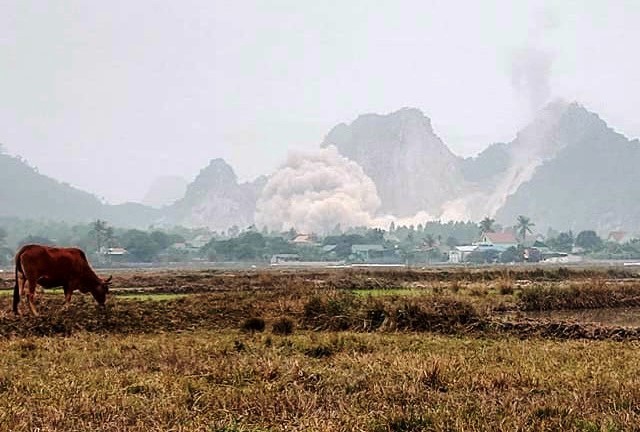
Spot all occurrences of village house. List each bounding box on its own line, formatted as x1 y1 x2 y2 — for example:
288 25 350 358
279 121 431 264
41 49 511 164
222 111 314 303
449 231 518 263
479 232 518 250
607 231 638 244
270 253 301 265
448 245 478 263
103 247 128 256
448 244 498 263
351 244 385 262
290 234 316 245
100 247 129 264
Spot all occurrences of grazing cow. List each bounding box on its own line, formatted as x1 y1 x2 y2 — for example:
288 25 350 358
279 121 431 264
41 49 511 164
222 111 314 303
13 244 112 316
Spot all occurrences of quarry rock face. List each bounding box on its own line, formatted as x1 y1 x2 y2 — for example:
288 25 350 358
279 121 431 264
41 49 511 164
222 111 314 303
321 102 640 231
322 107 466 217
494 102 640 231
443 101 572 222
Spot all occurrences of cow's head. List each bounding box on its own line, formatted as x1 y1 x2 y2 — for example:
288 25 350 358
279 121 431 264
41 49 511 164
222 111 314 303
91 275 112 306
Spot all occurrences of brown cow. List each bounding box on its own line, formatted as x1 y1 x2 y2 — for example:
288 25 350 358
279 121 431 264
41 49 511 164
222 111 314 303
13 244 112 315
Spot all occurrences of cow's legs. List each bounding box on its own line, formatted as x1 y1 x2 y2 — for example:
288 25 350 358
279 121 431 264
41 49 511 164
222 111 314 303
16 273 27 315
26 277 38 316
61 285 72 311
18 273 27 298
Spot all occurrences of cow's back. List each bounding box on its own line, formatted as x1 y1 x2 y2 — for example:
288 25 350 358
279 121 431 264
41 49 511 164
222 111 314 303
18 245 88 283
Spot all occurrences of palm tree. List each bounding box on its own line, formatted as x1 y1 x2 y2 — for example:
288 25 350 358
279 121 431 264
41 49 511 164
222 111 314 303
91 219 109 253
516 215 535 243
424 234 436 249
478 217 495 237
423 234 438 264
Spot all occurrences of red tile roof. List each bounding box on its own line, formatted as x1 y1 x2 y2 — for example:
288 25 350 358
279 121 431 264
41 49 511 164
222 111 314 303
484 232 518 244
608 231 627 242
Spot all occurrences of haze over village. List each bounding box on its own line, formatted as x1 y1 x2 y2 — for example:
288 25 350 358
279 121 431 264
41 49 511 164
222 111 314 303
1 1 640 266
6 3 640 430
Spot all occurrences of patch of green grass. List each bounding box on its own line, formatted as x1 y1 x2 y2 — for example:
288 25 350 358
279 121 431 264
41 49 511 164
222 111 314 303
43 288 65 294
352 288 425 297
116 293 189 301
2 289 187 301
0 288 68 296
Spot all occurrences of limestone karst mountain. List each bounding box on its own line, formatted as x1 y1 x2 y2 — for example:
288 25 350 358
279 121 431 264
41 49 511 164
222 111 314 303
494 103 640 231
320 102 640 231
161 158 265 231
3 102 639 233
0 150 261 231
441 100 575 222
321 107 466 217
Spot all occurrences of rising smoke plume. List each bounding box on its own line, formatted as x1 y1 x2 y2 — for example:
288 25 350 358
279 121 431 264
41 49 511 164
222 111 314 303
510 7 557 117
255 146 381 233
437 8 562 222
511 46 553 116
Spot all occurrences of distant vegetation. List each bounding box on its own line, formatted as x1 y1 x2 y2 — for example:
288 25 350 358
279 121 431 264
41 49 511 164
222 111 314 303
0 226 10 265
1 215 639 266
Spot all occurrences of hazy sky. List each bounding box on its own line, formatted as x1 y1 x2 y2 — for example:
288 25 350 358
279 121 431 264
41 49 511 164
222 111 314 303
1 1 639 203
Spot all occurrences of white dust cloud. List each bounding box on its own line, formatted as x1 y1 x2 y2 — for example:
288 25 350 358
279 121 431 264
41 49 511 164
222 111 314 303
255 146 382 233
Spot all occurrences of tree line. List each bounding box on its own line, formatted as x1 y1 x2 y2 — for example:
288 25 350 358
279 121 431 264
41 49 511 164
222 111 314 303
0 215 638 266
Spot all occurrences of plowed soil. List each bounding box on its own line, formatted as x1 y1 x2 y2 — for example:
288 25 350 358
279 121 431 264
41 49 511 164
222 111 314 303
1 266 640 340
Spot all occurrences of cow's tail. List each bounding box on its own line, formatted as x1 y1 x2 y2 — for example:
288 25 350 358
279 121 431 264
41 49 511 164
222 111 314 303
13 250 23 315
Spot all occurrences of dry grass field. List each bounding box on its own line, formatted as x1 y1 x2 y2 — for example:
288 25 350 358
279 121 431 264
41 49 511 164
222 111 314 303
0 266 639 431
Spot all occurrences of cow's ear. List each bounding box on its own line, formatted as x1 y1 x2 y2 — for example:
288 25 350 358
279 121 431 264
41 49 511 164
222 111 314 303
105 275 113 284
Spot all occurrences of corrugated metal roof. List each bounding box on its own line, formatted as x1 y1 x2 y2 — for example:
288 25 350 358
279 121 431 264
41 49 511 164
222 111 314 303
351 244 385 252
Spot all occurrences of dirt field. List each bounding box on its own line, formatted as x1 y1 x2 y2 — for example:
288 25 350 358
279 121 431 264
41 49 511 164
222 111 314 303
2 266 640 339
1 266 640 430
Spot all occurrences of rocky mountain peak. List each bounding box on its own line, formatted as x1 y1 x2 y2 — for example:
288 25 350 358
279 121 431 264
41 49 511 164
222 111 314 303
324 107 443 153
511 100 616 156
494 101 640 231
197 158 237 183
161 157 264 231
554 102 627 151
322 107 464 217
183 158 238 200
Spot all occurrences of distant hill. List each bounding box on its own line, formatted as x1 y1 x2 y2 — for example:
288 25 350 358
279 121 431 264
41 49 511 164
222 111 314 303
3 101 639 233
323 102 640 231
495 103 640 232
158 102 640 233
0 151 159 227
322 107 466 217
160 158 265 231
0 150 261 231
142 175 188 208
